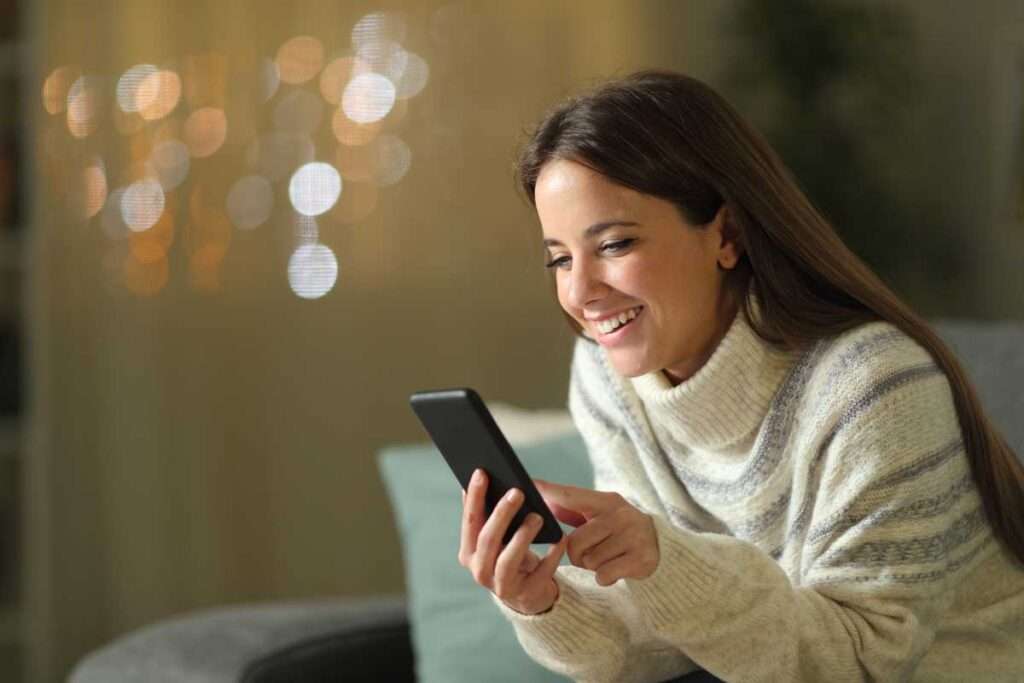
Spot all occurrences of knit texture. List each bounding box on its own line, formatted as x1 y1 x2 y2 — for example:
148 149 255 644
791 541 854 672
492 309 1024 682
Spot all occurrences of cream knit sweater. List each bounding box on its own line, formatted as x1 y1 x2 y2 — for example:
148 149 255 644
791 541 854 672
493 309 1024 682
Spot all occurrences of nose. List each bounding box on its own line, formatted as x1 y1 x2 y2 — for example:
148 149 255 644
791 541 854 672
564 258 608 310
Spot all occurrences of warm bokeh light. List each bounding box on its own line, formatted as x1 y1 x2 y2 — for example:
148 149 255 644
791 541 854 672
66 156 108 220
42 65 81 115
288 243 338 299
81 158 108 219
289 162 342 216
117 64 157 112
67 76 100 138
319 56 367 106
149 139 190 191
129 207 175 263
226 175 273 230
138 70 182 121
342 72 395 124
184 107 227 158
276 35 325 85
331 107 382 146
121 178 166 232
123 253 170 297
272 88 324 134
246 130 315 182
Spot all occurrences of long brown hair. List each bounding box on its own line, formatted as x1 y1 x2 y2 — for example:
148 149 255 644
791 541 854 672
516 69 1024 566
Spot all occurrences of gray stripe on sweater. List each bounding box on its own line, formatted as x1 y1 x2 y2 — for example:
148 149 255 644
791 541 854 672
769 363 944 558
817 506 987 568
806 439 968 544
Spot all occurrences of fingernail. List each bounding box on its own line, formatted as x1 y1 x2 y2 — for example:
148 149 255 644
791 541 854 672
528 513 541 525
506 488 521 502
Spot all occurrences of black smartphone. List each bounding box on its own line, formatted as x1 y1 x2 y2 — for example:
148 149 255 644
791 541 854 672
409 388 563 545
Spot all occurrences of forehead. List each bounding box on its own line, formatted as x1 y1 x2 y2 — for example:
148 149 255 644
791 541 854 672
536 161 643 229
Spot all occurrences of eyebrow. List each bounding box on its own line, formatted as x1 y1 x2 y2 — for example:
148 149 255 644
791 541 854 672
541 221 640 248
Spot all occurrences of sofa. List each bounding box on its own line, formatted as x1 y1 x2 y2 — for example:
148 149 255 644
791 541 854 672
69 320 1024 683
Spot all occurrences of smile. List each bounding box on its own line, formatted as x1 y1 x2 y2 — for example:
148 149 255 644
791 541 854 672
595 306 643 340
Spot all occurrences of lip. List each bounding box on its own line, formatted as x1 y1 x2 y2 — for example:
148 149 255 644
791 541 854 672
593 306 643 346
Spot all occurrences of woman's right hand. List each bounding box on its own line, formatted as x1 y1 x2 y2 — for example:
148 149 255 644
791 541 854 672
458 468 569 615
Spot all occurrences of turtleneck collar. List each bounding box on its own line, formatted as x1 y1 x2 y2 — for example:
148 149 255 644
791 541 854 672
628 300 798 452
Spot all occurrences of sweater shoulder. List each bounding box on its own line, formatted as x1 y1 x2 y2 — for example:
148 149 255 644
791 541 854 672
806 320 941 395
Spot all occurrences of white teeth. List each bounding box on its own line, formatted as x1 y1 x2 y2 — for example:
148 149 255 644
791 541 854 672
597 307 642 334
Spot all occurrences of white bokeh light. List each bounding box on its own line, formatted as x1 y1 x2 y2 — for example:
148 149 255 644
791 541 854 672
395 52 429 99
117 64 158 113
121 179 166 232
288 162 342 216
288 243 338 299
342 73 396 124
101 188 130 239
352 11 408 50
226 175 274 230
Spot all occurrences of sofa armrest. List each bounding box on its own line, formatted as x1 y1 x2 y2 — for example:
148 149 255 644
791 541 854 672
69 594 414 683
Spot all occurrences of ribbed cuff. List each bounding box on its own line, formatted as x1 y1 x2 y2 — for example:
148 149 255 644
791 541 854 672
490 566 628 659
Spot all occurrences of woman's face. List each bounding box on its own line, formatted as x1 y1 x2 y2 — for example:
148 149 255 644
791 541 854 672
536 159 742 385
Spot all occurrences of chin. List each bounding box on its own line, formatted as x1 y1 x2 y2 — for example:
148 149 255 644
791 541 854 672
605 351 653 379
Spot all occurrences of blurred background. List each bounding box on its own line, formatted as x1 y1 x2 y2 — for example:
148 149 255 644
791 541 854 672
1 0 1022 680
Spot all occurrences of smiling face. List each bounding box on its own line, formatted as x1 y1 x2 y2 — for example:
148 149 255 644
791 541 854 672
536 159 743 385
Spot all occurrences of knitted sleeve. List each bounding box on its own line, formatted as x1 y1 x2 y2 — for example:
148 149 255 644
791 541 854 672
491 338 699 683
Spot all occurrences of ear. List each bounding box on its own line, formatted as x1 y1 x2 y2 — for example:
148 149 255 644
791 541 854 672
711 204 743 270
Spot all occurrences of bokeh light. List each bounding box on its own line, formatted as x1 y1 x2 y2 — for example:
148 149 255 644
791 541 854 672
288 243 338 299
352 11 408 49
117 64 157 112
276 36 325 85
342 72 395 124
42 65 81 115
320 56 364 106
184 107 227 158
66 156 108 220
148 139 190 191
332 107 382 146
226 175 273 230
355 40 408 84
121 178 166 232
375 134 412 185
394 52 429 99
101 188 131 240
67 76 101 138
129 206 175 263
138 70 182 121
289 162 342 216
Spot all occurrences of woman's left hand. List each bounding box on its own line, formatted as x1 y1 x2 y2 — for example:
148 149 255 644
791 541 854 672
533 479 659 586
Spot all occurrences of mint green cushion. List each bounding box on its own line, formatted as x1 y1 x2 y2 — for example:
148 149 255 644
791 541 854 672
378 431 592 683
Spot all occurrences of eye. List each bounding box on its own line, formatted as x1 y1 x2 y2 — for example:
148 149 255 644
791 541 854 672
544 239 634 270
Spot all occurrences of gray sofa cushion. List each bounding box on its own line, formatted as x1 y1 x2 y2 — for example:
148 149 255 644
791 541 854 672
933 320 1024 456
69 594 409 683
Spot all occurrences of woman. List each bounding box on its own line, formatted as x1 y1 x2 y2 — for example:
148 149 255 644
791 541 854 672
458 70 1024 682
